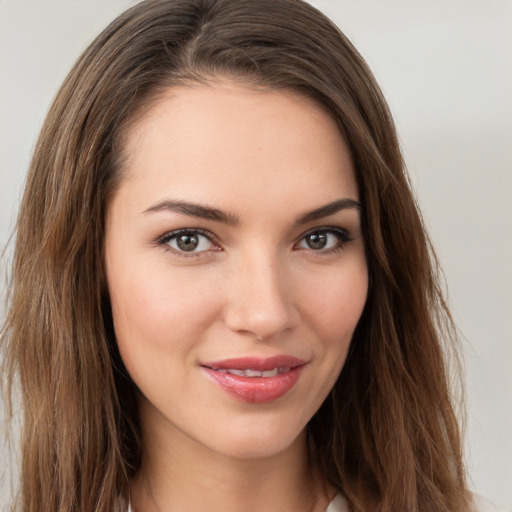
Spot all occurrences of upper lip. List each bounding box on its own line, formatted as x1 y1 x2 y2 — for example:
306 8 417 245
202 355 307 371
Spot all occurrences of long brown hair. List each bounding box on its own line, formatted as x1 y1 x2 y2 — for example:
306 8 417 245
1 0 469 510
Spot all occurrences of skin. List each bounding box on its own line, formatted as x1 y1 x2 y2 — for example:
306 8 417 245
105 81 368 512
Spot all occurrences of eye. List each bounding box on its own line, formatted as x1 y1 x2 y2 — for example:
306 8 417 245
296 228 351 252
158 229 217 255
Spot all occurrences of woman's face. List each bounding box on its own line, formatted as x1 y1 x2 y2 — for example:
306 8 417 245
105 82 368 460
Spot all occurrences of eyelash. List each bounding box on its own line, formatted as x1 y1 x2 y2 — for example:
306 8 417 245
155 227 353 258
156 228 220 258
296 227 353 255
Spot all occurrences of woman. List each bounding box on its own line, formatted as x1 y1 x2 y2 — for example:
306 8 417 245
0 0 492 511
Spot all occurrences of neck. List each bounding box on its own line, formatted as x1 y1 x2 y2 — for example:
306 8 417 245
130 402 332 512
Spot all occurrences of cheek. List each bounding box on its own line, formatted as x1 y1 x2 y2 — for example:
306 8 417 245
290 260 368 418
301 262 368 345
107 261 223 368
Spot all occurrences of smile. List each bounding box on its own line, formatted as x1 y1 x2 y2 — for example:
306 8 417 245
212 367 291 377
201 356 307 403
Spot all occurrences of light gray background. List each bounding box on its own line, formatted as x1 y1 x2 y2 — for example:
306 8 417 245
1 0 511 509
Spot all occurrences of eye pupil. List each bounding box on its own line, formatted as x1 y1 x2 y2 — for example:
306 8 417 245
177 233 199 251
306 232 327 250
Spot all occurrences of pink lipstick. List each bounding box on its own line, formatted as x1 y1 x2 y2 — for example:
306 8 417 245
201 356 306 403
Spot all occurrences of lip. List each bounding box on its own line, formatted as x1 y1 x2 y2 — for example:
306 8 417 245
201 356 307 403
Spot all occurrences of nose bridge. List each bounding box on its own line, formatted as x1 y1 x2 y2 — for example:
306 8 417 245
224 245 296 339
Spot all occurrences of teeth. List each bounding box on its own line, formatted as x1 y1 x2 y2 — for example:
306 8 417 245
244 369 263 377
216 367 291 377
226 369 245 376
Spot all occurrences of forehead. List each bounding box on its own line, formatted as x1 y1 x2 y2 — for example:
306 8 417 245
115 81 358 214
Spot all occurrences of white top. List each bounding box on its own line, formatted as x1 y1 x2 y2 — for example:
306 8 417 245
128 492 504 512
128 495 348 512
326 494 349 512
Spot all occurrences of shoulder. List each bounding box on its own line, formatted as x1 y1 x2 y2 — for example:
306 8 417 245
471 493 507 512
325 493 506 512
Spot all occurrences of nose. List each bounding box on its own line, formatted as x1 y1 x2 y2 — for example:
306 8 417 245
223 252 299 340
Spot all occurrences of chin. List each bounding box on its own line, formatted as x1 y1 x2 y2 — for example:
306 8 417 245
206 422 307 461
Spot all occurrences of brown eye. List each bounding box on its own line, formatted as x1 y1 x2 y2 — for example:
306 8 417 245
176 233 199 252
296 228 351 252
305 232 328 250
160 230 216 254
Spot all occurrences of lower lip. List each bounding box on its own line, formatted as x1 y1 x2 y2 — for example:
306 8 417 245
202 366 305 403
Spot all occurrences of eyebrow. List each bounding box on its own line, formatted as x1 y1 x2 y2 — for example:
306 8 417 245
296 198 362 224
143 199 240 225
143 197 361 225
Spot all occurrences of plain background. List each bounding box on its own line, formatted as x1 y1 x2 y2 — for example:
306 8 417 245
0 0 510 509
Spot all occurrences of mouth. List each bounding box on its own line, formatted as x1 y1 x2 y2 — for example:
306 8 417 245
201 356 307 403
209 367 292 378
